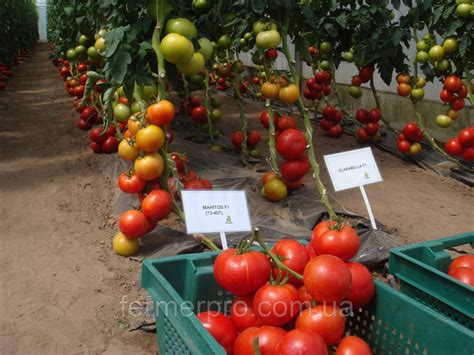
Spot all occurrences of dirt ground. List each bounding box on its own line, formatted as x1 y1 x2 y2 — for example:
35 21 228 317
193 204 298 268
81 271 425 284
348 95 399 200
0 44 472 354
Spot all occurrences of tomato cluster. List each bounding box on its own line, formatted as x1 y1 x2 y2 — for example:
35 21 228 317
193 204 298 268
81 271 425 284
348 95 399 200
303 71 332 101
196 221 374 354
319 105 343 138
355 108 381 142
261 78 300 105
397 123 423 155
89 125 122 154
444 127 474 161
349 66 374 99
436 76 467 128
0 63 15 91
396 73 427 102
447 255 474 287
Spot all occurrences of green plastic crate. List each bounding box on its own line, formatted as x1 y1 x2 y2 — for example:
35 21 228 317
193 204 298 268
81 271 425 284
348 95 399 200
389 232 474 329
142 251 473 355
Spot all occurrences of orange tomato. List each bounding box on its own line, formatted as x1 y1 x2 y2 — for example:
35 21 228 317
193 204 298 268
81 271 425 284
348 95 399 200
123 130 132 138
261 82 281 99
396 73 411 84
147 100 175 126
128 115 141 135
279 84 300 104
118 138 139 160
134 153 164 180
397 83 412 97
136 125 165 152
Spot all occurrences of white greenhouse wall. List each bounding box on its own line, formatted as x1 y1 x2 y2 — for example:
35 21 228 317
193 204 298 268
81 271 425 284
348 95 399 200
36 0 47 42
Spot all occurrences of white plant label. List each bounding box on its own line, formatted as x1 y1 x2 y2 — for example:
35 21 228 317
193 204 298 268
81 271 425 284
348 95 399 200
181 190 252 248
324 147 382 229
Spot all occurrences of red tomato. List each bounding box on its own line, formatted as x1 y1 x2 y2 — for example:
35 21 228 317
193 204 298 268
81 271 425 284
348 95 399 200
397 139 411 153
458 128 474 148
118 173 146 194
357 128 370 142
247 130 261 148
141 189 172 221
335 335 372 355
278 115 297 131
101 136 118 154
260 110 279 129
444 138 463 156
190 105 207 124
355 109 368 123
276 129 307 160
448 267 474 287
319 118 333 131
328 124 343 138
402 123 422 142
196 311 238 354
322 106 336 120
351 76 362 86
89 141 101 153
368 108 381 123
358 66 374 83
310 223 360 261
298 285 314 308
230 295 264 332
283 178 303 190
449 255 474 273
463 147 474 161
275 329 328 355
457 85 467 99
253 283 300 326
280 158 311 182
296 304 345 346
346 262 375 308
89 127 108 143
118 210 150 239
233 326 286 355
214 249 271 296
451 98 465 111
440 89 454 103
365 123 379 136
303 255 352 303
307 243 317 258
444 76 462 93
231 131 245 150
312 220 337 240
271 240 309 286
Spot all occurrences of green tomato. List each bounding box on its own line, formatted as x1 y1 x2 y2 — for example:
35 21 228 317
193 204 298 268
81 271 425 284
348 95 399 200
87 46 100 59
442 37 458 54
211 97 221 108
177 52 205 75
114 103 131 122
189 74 204 85
416 40 429 51
411 88 425 101
116 86 126 97
435 59 450 72
131 101 144 113
435 114 452 128
319 41 332 54
244 32 253 40
165 18 197 39
253 19 277 34
198 38 213 61
252 53 264 65
79 35 90 46
98 29 107 38
192 0 209 10
66 49 76 60
250 148 261 159
343 52 353 62
416 51 429 63
210 144 223 152
75 45 87 60
428 45 445 62
217 34 232 50
141 84 158 99
210 109 222 123
160 33 194 64
256 30 281 49
349 86 362 98
319 60 332 70
456 3 472 17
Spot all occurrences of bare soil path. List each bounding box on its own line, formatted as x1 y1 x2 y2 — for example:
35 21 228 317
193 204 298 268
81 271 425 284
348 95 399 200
0 44 472 354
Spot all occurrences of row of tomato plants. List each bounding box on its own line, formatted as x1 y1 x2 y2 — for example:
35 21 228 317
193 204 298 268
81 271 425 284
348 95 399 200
45 0 474 254
0 0 39 90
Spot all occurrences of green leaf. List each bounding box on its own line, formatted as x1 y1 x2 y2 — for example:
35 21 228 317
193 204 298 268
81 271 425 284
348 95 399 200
251 0 264 13
392 0 400 10
108 49 131 84
105 26 127 57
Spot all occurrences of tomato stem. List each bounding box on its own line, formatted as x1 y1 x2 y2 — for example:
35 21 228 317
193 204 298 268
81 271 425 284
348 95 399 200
253 228 303 281
203 70 216 146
